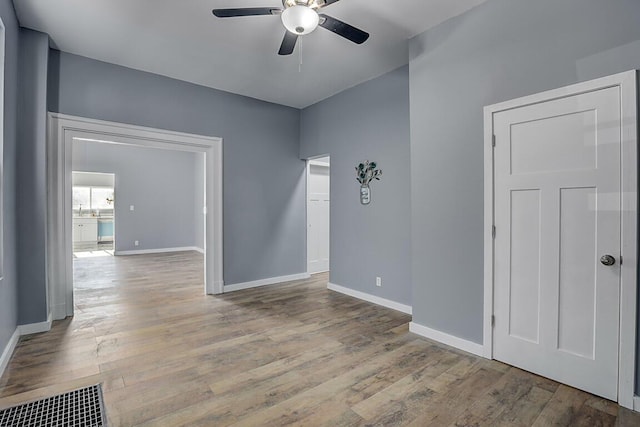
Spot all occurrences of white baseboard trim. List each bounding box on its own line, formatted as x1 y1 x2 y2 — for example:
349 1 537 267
0 313 55 379
224 273 311 293
0 328 19 379
633 395 640 412
18 313 53 336
115 246 203 256
327 282 412 315
409 322 484 357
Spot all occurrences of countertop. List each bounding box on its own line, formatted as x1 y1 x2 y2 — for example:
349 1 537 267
73 216 114 220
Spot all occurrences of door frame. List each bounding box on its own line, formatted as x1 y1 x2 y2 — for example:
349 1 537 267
483 70 638 408
47 113 224 320
306 155 330 274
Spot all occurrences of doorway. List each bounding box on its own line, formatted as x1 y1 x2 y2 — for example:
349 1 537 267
483 71 638 408
48 114 223 320
72 171 115 257
307 156 330 274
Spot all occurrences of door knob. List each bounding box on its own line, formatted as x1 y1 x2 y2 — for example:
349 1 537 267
600 255 616 266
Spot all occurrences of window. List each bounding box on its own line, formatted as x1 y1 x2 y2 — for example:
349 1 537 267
72 186 114 214
92 188 114 210
72 186 91 212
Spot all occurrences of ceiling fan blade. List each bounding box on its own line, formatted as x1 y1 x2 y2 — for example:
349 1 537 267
318 14 369 44
212 8 281 18
278 31 298 55
320 0 341 7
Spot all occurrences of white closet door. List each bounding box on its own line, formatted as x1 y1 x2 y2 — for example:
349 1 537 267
493 86 621 400
307 163 330 274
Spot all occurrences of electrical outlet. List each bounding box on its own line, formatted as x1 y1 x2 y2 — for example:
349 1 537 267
130 205 135 211
376 277 382 287
134 240 139 246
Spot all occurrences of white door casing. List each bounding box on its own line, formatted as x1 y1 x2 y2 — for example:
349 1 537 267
47 113 224 320
484 71 638 408
307 160 330 274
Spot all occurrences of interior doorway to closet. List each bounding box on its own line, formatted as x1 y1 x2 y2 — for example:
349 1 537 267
307 156 330 274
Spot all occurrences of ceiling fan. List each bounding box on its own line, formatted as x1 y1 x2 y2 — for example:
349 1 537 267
212 0 370 56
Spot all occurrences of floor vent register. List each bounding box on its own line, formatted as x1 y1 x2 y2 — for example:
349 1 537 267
0 384 106 427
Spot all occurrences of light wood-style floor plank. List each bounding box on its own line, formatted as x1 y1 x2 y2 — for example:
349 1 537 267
0 251 638 426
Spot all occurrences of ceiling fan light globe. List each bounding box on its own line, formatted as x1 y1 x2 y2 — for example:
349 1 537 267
281 5 319 35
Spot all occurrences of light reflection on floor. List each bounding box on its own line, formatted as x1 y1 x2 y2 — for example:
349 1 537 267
74 241 114 258
73 250 115 259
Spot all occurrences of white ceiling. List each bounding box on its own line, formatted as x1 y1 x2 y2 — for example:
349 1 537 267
14 0 486 108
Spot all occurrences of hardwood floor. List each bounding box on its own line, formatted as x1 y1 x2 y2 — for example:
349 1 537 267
0 251 638 426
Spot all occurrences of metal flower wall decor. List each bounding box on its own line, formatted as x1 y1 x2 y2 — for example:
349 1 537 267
355 160 382 205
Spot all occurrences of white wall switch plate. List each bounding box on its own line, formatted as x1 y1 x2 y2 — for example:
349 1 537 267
376 277 382 287
134 240 139 246
130 205 135 211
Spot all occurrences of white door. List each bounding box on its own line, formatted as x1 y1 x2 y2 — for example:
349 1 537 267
307 161 330 274
493 86 621 400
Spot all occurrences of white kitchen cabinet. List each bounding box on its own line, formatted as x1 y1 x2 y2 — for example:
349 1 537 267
73 218 98 243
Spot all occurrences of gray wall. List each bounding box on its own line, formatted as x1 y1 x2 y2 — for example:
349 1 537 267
408 0 640 388
16 28 48 325
48 50 306 285
300 66 411 306
0 0 20 356
72 141 201 252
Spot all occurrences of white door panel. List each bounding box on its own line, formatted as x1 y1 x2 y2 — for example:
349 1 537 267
558 187 597 359
493 86 621 400
507 189 541 344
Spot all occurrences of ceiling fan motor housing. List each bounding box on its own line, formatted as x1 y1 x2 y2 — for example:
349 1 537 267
281 2 320 35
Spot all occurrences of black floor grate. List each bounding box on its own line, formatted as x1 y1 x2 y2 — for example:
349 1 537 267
0 384 106 427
